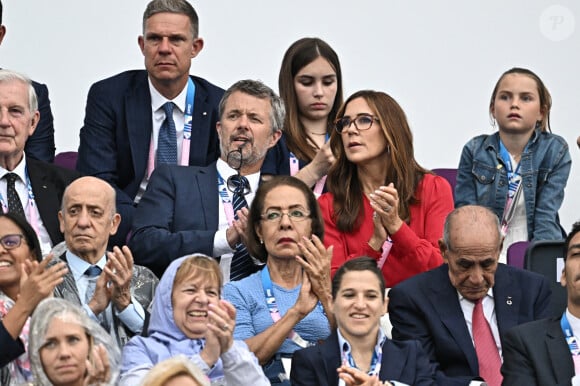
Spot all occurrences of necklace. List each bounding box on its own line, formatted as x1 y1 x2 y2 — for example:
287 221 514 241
308 131 327 136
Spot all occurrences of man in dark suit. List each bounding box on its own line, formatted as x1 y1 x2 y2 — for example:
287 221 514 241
501 221 580 385
77 0 224 245
388 205 552 386
0 0 55 162
129 79 283 280
0 69 78 256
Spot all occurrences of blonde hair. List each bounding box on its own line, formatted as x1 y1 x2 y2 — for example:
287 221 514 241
141 355 210 386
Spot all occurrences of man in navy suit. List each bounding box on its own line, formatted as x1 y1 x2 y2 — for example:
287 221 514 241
77 0 224 245
129 79 283 280
501 221 580 385
0 0 55 162
388 205 551 386
0 70 78 256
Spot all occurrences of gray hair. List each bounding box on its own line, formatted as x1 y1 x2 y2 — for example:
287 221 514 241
0 69 38 112
219 79 285 135
142 0 199 39
28 298 121 386
442 205 502 251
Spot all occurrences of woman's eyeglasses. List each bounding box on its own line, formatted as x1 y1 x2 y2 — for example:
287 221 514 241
261 209 311 222
335 113 380 133
0 234 25 249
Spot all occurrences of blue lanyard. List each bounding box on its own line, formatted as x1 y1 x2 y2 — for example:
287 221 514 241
217 174 231 203
498 140 522 179
260 266 315 348
0 167 36 212
561 312 580 355
183 78 195 140
498 140 526 201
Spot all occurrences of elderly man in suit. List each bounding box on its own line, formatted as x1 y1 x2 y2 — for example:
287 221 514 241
77 0 224 245
501 221 580 385
0 69 78 256
54 176 158 348
0 1 56 162
388 205 552 386
129 79 283 281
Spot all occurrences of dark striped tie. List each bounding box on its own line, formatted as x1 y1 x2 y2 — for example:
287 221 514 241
228 175 257 281
156 102 178 165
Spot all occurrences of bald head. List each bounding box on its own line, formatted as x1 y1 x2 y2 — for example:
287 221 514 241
443 205 502 252
59 177 121 263
61 177 116 214
441 205 503 301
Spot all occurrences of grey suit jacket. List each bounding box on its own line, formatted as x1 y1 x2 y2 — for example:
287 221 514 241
53 252 158 347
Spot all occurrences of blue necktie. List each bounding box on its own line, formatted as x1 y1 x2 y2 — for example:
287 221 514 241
84 265 109 331
228 176 258 281
156 102 178 165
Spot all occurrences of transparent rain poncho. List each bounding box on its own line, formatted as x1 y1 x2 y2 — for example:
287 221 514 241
27 298 121 386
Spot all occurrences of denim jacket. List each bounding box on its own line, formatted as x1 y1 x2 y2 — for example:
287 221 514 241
455 129 571 241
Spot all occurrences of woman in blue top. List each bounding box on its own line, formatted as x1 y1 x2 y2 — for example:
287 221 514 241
223 176 333 385
455 67 571 261
262 38 343 195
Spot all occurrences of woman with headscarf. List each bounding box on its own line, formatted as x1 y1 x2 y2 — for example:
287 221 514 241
120 254 268 385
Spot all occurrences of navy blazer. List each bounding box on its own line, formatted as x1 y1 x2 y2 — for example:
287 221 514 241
0 322 24 368
291 331 436 386
388 263 552 386
501 317 574 386
77 70 224 245
129 163 220 277
26 81 55 163
26 156 80 245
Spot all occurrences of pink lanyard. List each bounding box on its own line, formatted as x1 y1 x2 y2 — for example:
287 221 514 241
147 78 195 178
288 152 327 197
377 238 393 269
0 169 40 236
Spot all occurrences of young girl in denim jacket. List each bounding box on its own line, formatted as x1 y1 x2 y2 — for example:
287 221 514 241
455 68 571 262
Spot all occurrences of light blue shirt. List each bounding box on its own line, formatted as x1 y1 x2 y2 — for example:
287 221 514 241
66 251 145 334
337 327 409 386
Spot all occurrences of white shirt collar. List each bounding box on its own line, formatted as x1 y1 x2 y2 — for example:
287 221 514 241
0 154 27 181
148 77 188 114
66 250 107 281
216 158 261 195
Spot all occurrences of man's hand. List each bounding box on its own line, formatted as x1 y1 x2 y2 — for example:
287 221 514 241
104 246 134 311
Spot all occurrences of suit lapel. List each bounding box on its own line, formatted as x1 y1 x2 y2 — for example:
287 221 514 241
126 73 153 181
319 332 342 385
196 164 219 231
189 77 212 166
546 317 575 383
428 266 480 373
26 157 61 244
379 339 405 380
493 265 521 337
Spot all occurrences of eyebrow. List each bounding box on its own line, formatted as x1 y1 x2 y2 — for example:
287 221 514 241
264 204 306 210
